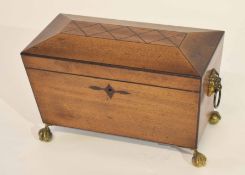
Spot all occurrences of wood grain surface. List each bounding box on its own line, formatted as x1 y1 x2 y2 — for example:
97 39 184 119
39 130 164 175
23 33 199 76
197 36 224 141
22 55 200 92
21 14 224 149
22 13 224 77
26 68 199 148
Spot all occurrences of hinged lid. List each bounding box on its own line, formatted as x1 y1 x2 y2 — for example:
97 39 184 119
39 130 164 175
21 14 224 77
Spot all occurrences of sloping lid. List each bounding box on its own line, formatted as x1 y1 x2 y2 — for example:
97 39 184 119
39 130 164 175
22 14 224 77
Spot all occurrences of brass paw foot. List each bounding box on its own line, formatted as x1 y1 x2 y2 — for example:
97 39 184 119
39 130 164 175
38 124 52 142
209 111 221 125
192 150 207 167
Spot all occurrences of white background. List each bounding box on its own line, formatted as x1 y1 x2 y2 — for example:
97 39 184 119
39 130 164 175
0 0 245 174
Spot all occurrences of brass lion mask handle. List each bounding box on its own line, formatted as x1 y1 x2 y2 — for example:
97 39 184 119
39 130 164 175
208 69 222 108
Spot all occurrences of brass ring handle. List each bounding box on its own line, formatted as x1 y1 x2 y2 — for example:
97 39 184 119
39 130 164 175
208 69 222 108
213 89 221 108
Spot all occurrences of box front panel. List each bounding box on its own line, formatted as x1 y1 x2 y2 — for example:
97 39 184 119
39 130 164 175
26 68 199 148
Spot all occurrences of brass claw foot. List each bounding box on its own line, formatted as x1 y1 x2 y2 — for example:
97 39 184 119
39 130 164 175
209 111 221 125
192 150 207 167
38 124 52 142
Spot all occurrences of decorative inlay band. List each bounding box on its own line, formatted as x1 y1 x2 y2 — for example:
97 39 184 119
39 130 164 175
62 21 187 47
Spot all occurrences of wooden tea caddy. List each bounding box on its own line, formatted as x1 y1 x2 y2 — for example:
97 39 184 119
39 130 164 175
21 14 224 167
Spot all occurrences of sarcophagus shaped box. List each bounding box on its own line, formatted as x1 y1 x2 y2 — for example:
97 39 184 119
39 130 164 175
21 14 224 167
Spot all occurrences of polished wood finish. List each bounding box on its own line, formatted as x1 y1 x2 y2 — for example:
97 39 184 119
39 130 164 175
23 33 198 76
26 68 199 148
22 14 224 77
180 32 224 75
21 14 224 149
22 55 200 92
197 36 224 140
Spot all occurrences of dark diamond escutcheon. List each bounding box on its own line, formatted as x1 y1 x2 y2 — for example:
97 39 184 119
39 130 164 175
105 84 115 98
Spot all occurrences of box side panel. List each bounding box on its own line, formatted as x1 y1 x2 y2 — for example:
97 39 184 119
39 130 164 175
26 68 199 148
197 37 224 143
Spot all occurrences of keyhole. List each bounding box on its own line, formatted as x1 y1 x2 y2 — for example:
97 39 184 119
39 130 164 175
108 88 112 92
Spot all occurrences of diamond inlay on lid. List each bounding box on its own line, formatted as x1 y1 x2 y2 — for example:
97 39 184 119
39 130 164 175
61 20 187 47
22 14 224 77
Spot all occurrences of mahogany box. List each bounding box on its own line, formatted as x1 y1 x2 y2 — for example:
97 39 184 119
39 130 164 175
21 14 224 167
